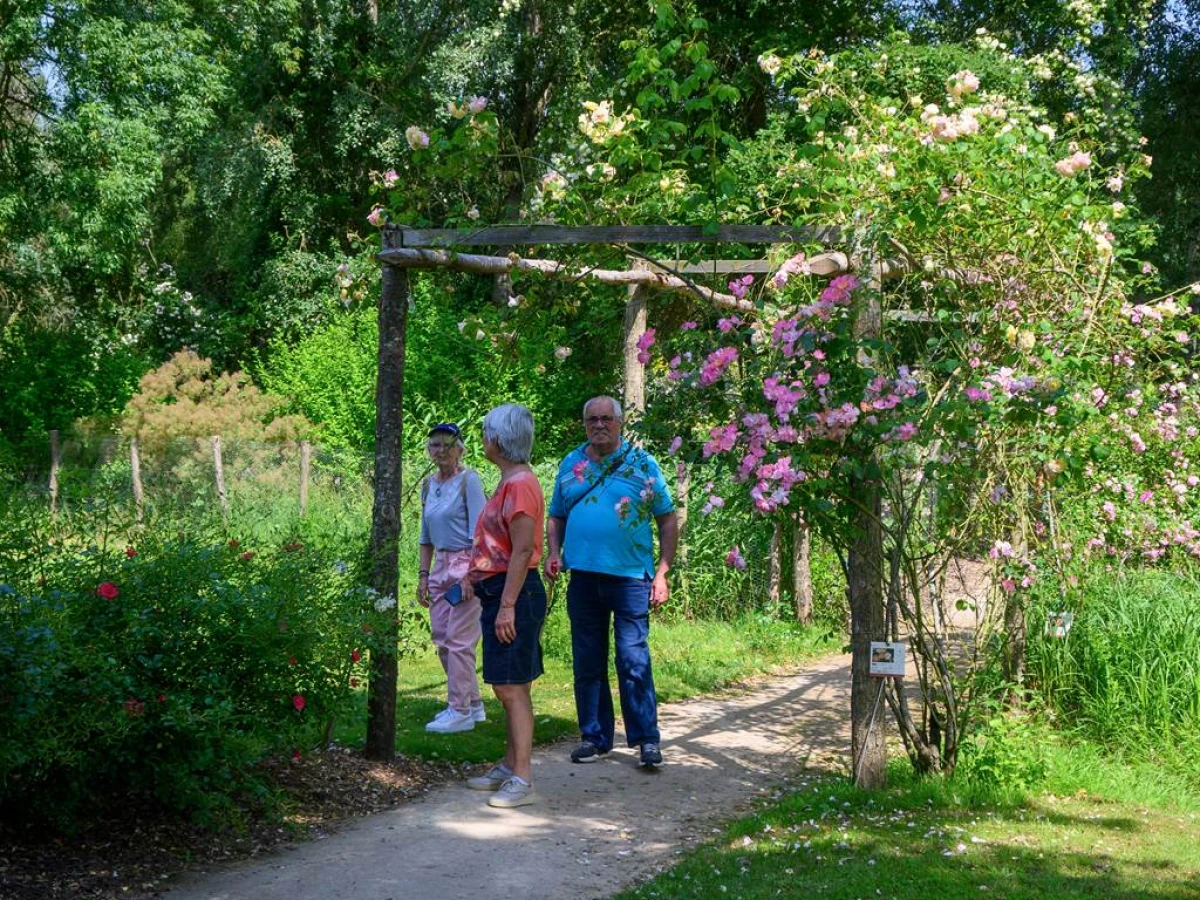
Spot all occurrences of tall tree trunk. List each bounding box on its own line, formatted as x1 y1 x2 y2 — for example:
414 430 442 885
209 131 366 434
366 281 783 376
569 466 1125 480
675 462 690 565
768 520 783 613
849 478 888 788
365 232 409 760
849 263 888 788
792 517 813 624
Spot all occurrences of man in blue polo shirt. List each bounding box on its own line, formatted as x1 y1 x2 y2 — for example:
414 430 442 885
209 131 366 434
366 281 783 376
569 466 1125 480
544 395 678 768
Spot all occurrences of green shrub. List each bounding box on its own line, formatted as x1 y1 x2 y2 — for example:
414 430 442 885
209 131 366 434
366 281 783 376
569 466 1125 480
955 709 1049 797
0 499 414 830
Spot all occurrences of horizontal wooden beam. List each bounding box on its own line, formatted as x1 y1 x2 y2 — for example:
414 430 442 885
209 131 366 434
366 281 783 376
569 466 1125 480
378 245 968 323
387 224 842 248
647 252 850 277
377 246 754 310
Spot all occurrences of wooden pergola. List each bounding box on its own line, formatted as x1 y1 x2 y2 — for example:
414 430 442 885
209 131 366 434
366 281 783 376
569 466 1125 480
367 222 896 786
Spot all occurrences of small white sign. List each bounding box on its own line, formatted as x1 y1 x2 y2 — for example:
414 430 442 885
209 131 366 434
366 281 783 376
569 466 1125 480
869 641 906 678
1045 611 1074 638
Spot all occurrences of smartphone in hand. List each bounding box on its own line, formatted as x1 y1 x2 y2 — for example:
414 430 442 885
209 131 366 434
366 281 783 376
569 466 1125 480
442 583 464 606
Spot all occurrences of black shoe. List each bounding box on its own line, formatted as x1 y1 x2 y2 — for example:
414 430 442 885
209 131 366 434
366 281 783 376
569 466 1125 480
639 742 663 767
570 741 608 763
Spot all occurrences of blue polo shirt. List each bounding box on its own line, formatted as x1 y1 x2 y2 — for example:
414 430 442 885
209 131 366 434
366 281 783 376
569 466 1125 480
548 440 674 579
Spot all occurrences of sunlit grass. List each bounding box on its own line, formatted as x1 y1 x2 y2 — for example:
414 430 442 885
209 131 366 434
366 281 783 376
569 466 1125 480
616 751 1200 900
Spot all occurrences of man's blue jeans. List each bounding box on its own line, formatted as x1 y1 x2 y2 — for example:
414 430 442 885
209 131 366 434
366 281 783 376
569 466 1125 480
567 570 660 750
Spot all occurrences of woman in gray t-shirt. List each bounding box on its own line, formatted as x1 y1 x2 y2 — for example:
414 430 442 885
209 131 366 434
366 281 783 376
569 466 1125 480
416 423 488 733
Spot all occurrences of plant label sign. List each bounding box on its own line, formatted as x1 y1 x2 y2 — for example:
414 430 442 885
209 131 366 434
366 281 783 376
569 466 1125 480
1045 611 1074 638
869 641 906 678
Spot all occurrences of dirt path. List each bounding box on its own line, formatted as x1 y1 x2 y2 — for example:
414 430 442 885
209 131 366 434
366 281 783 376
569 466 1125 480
163 653 852 900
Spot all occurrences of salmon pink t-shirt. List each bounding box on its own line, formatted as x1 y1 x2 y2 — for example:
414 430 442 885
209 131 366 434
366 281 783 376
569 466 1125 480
469 470 545 577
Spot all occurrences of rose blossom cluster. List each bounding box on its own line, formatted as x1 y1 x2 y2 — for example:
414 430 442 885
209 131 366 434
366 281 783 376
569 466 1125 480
1054 151 1092 177
636 328 656 365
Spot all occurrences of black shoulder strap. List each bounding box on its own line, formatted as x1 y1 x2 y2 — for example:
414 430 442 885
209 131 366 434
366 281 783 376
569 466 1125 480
564 445 631 518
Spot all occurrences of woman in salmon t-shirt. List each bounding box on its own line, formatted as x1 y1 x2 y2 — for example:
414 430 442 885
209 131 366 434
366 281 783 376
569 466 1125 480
461 403 547 809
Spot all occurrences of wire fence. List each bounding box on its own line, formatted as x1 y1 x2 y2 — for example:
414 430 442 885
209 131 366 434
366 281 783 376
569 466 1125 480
19 430 377 523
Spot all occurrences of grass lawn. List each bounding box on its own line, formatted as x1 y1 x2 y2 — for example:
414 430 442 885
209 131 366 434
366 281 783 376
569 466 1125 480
334 607 838 765
613 747 1200 900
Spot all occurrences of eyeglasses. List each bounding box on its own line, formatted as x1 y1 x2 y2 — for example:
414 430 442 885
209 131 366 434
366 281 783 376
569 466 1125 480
427 441 456 451
584 415 617 426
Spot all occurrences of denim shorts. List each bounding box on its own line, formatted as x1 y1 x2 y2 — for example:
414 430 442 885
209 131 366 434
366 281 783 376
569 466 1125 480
477 569 547 685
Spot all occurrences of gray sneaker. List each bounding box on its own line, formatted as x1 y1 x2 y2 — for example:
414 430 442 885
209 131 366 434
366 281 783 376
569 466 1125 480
639 742 663 767
570 741 608 763
487 776 536 808
466 763 512 792
470 702 487 723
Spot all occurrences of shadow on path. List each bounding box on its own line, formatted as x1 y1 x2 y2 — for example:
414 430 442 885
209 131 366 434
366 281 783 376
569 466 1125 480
164 655 852 900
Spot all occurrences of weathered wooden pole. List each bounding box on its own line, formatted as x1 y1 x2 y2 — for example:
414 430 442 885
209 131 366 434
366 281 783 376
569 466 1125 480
48 429 61 518
211 436 228 519
793 517 813 625
848 260 888 789
299 441 311 517
365 227 409 761
768 520 783 612
130 436 145 523
622 261 650 419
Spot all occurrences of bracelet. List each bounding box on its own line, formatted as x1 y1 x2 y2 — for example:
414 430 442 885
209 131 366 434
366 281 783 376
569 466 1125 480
418 570 430 577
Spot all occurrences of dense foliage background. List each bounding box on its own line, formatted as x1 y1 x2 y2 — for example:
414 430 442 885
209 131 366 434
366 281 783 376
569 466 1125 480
2 0 1199 830
2 0 1196 464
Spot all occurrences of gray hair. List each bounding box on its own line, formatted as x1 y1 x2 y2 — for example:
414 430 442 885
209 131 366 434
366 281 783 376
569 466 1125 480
582 396 624 421
482 404 535 463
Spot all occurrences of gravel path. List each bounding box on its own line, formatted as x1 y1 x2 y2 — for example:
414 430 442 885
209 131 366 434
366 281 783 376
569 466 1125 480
163 653 852 900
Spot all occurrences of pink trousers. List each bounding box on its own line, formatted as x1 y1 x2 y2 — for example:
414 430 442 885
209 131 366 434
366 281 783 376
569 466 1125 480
429 548 482 712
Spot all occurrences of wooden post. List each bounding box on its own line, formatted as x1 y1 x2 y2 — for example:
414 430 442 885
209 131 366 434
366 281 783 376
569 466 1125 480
365 231 409 761
793 517 813 625
768 520 783 613
211 436 228 519
849 260 888 789
622 261 650 420
49 430 61 518
675 462 691 571
130 437 145 523
299 441 311 517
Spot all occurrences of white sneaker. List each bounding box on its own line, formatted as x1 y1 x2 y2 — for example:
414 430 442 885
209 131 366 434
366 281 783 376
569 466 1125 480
426 707 475 733
466 763 512 791
424 707 455 731
470 703 487 723
487 776 536 808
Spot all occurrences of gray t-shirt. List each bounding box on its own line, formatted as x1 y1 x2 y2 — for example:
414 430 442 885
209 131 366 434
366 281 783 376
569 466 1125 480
418 469 487 551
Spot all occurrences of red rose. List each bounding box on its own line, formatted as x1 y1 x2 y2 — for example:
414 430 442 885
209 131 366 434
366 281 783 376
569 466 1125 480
241 551 254 561
157 693 167 704
125 547 137 558
349 677 360 688
228 539 239 549
292 749 302 762
292 694 306 712
123 698 144 717
96 582 119 600
350 649 362 663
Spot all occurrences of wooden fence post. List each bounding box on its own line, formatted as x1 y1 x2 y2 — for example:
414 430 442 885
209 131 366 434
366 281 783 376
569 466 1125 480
130 437 145 522
768 520 783 612
211 436 229 519
299 441 311 517
793 517 813 625
49 430 61 519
